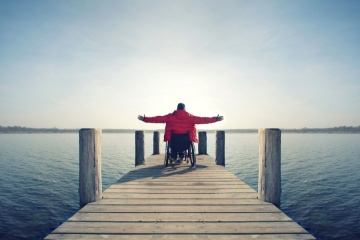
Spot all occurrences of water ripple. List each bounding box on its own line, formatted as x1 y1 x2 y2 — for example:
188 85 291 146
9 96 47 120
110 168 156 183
0 133 359 240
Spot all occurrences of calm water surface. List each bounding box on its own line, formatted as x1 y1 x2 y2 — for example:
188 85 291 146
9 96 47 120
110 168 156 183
0 133 359 239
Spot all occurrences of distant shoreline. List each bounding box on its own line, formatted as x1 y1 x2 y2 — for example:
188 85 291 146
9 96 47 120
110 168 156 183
1 126 360 134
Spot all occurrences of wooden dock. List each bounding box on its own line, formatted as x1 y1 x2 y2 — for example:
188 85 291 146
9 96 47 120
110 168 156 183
46 154 315 239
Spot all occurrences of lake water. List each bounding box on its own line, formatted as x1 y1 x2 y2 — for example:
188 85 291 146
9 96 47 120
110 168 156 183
0 133 359 239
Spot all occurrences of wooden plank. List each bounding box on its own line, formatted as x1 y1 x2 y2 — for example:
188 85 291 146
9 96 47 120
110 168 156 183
127 169 230 172
51 222 309 234
104 188 255 193
95 198 261 204
111 181 249 186
68 212 293 222
114 179 248 184
110 184 251 188
79 204 280 213
123 172 233 175
102 193 258 199
46 233 315 240
107 184 254 189
122 171 239 175
115 180 247 183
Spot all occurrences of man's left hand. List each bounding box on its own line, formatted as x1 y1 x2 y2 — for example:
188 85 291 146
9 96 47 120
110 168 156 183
216 115 224 121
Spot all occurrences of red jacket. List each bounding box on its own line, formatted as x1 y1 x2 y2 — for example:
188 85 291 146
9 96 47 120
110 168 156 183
143 110 218 143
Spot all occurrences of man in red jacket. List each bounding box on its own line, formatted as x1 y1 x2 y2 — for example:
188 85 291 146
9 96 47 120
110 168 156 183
138 103 223 161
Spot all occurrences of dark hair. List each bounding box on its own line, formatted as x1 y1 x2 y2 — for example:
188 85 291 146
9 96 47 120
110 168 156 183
177 103 185 110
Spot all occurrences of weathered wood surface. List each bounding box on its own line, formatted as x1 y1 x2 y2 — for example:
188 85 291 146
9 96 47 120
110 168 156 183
258 128 281 207
79 128 102 208
152 131 160 155
135 131 145 166
215 131 225 166
198 131 207 154
46 154 314 240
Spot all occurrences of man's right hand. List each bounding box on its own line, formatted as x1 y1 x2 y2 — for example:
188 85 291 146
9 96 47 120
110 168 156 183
138 115 145 121
216 115 224 121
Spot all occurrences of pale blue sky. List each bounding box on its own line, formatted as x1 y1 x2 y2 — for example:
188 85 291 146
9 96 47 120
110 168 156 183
1 0 359 129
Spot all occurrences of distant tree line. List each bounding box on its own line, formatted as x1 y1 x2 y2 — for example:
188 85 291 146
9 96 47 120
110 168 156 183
0 126 78 133
1 125 360 134
225 126 360 134
0 126 152 134
282 126 360 134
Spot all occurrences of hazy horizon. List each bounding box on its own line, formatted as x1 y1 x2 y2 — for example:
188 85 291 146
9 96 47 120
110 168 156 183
1 125 359 131
1 0 359 130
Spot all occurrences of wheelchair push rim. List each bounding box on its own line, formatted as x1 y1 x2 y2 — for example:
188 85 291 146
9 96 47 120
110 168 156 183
189 142 196 167
164 141 170 167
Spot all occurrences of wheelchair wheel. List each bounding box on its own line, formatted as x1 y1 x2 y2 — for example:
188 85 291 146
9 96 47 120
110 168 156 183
189 142 196 167
164 142 170 167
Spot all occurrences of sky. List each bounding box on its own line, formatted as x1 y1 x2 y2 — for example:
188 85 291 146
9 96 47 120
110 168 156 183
1 0 359 130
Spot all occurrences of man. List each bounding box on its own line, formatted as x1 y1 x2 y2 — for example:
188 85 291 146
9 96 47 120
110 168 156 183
138 103 223 161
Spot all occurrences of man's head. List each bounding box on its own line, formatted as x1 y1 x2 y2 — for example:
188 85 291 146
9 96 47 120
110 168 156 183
177 103 185 110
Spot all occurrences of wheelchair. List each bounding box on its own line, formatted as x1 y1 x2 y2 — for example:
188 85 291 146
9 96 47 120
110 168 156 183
164 133 196 167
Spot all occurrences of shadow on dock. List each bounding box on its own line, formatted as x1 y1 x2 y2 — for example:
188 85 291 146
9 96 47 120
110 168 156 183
117 159 209 183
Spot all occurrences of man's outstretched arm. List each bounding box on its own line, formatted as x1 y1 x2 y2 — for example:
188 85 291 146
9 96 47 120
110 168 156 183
137 114 168 123
193 114 224 124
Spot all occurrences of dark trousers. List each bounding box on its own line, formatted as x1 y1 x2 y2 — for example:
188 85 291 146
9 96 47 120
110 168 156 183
170 133 189 159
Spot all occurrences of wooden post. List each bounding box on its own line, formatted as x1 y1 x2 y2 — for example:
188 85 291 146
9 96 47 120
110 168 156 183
198 131 207 155
153 131 160 155
135 131 145 166
79 128 102 208
215 131 225 166
258 128 281 208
